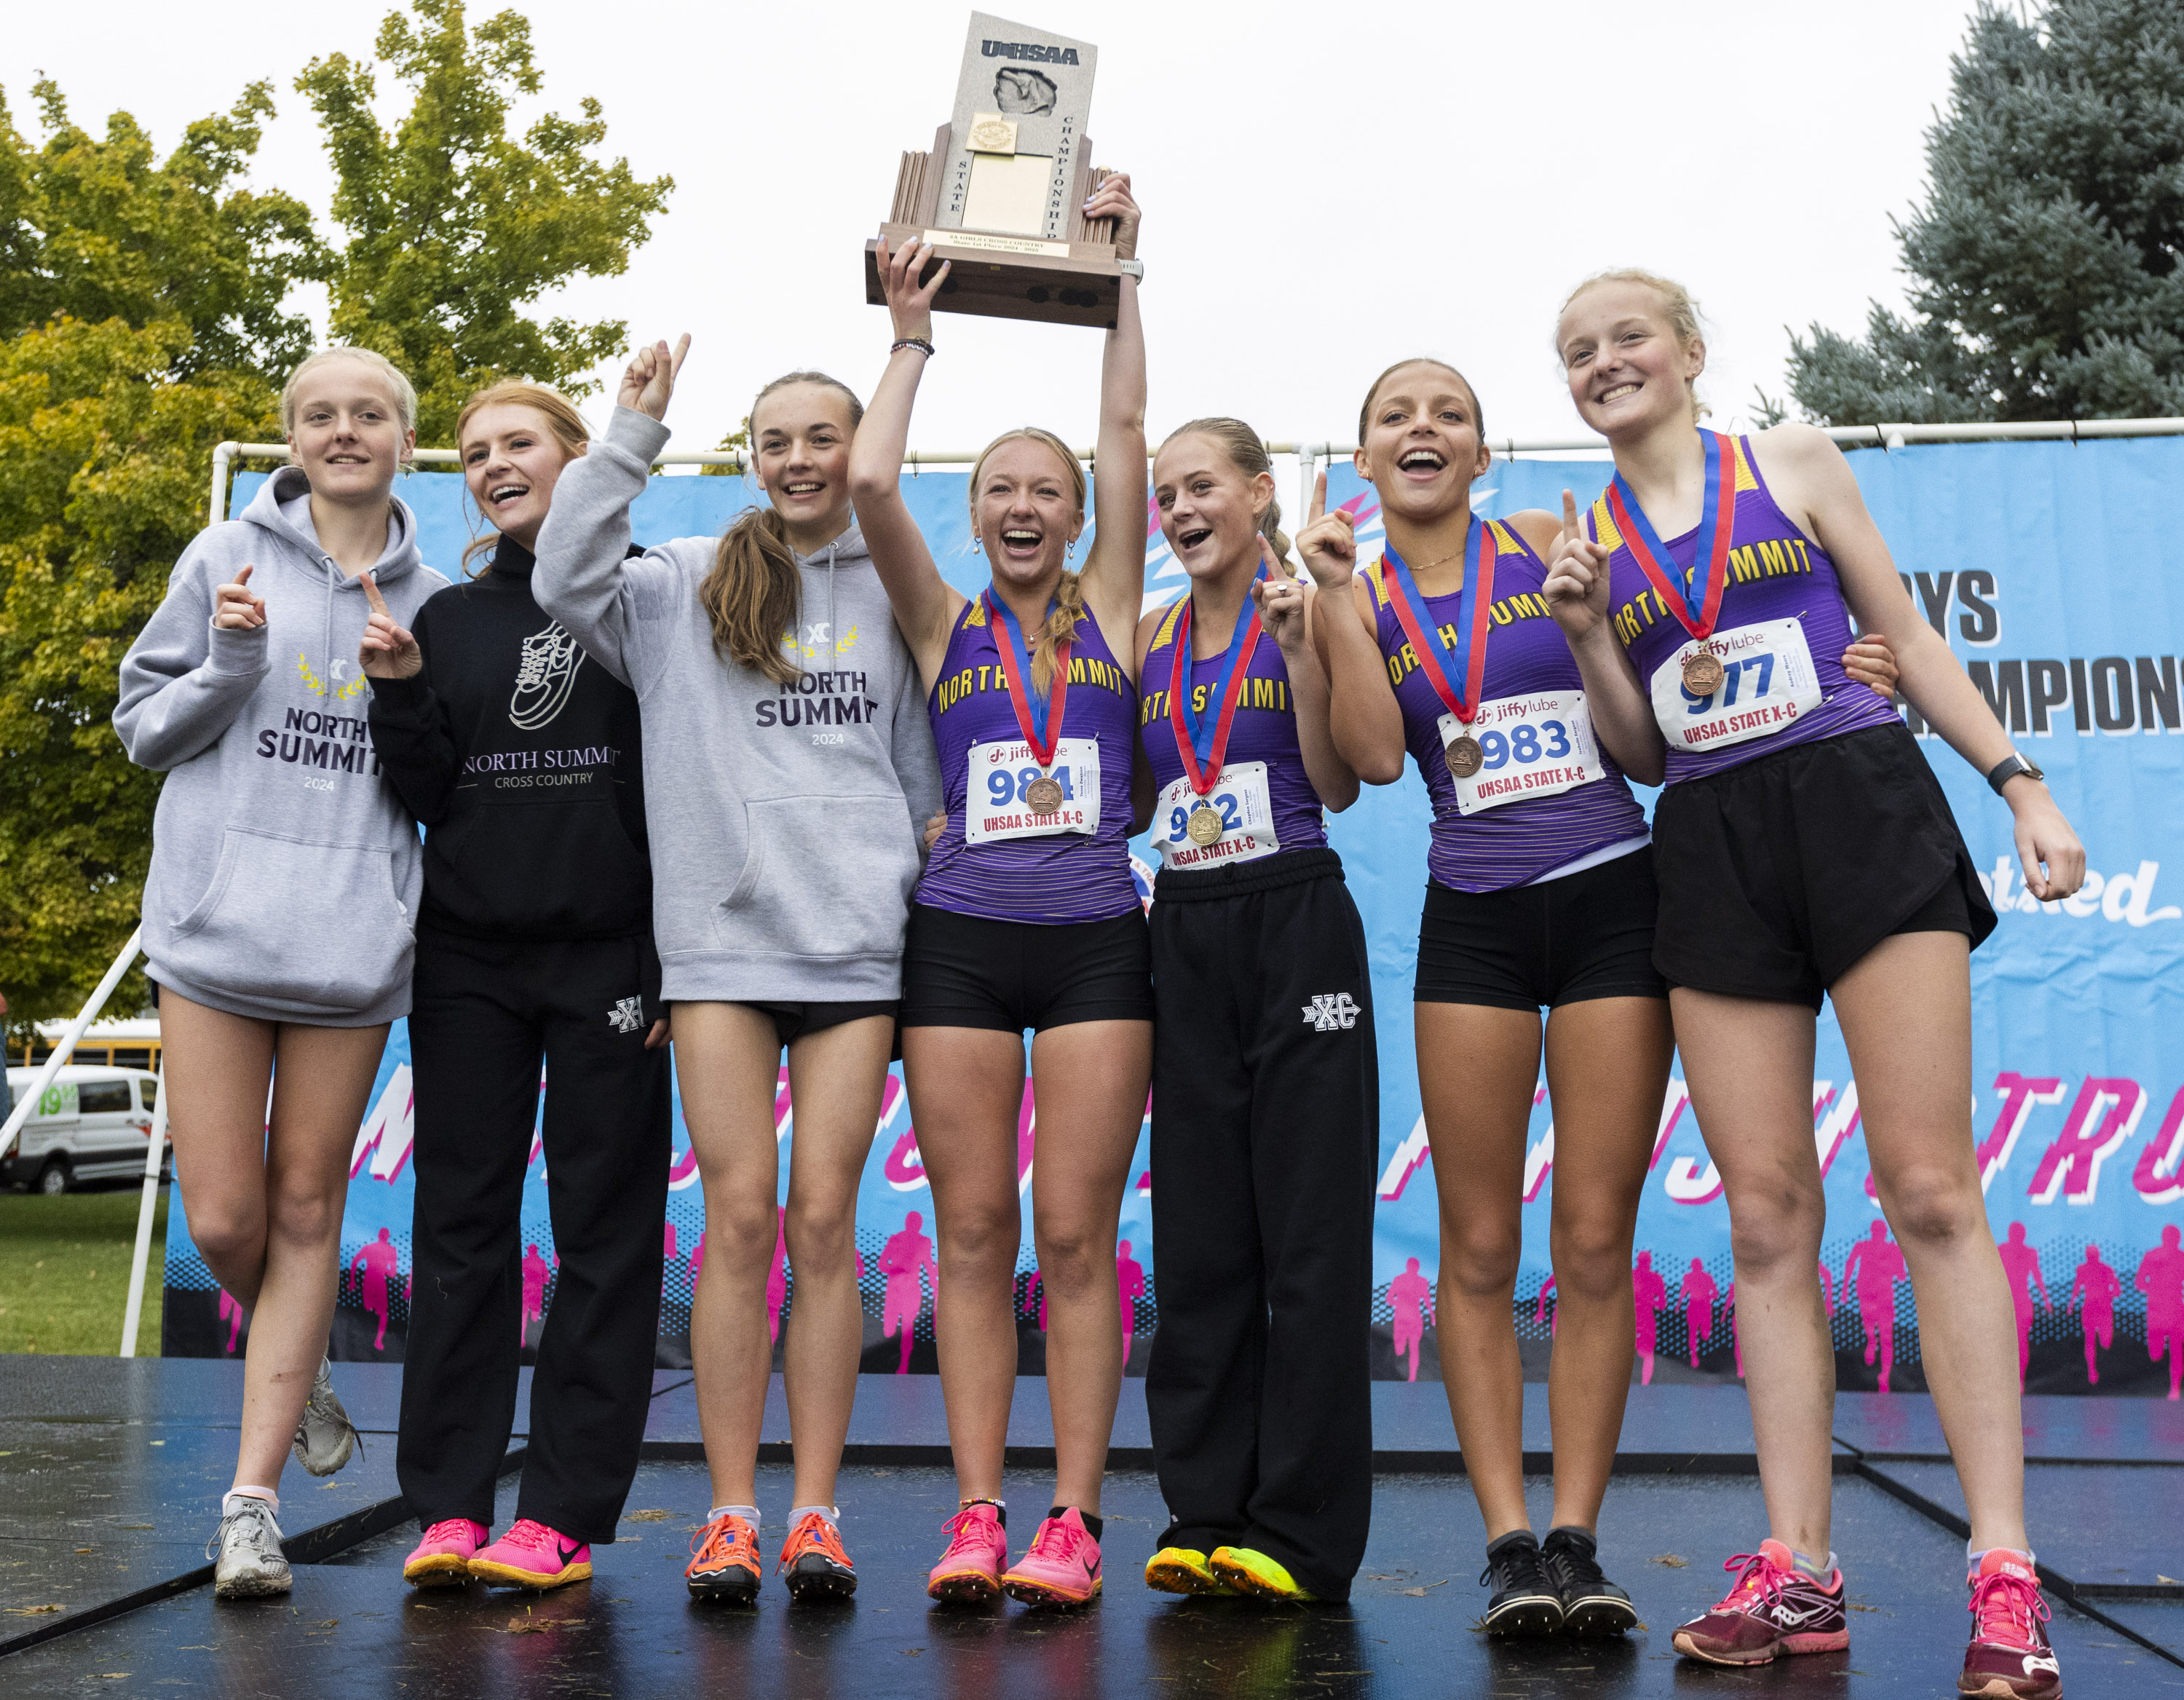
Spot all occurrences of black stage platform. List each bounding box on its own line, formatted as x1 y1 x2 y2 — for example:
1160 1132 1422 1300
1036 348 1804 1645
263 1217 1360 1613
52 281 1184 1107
2 1357 2178 1696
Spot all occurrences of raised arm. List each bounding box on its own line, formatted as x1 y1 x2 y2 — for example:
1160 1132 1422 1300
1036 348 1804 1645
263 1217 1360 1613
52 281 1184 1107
1258 549 1358 811
850 242 965 686
532 336 690 691
1078 174 1148 649
114 553 272 772
1296 473 1405 786
1761 424 2084 900
1541 490 1666 786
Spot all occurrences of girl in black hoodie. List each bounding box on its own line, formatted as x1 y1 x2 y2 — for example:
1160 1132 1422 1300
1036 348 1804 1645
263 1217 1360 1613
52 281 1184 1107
360 382 670 1593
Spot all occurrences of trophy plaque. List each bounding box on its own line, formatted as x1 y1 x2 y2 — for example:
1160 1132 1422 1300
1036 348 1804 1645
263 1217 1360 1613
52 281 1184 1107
865 13 1125 330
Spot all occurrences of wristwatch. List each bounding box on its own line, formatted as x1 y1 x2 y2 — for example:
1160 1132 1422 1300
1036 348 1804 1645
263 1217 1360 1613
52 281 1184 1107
1985 752 2045 795
1117 259 1144 280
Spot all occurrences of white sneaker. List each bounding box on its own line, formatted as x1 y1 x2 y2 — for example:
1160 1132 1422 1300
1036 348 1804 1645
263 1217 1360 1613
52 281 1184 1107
209 1495 291 1599
292 1356 358 1476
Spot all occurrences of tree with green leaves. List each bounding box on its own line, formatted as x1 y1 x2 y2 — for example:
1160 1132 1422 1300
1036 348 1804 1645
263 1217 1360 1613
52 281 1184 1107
298 0 672 443
1779 0 2184 426
0 1 670 1035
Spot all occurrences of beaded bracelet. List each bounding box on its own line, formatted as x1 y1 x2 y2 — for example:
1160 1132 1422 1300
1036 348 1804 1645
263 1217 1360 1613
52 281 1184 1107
892 337 935 357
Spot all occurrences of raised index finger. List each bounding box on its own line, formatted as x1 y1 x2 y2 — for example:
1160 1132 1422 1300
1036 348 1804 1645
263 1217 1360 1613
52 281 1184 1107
1308 468 1327 526
1561 489 1583 539
359 569 390 618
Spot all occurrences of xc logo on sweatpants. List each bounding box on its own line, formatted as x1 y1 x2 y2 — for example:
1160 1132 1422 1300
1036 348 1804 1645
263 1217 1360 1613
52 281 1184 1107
1301 992 1361 1032
607 996 644 1034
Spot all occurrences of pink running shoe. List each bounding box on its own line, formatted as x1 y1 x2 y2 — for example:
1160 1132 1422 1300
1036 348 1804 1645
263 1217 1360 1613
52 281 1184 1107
927 1501 1008 1605
1672 1539 1849 1665
468 1518 593 1590
403 1517 487 1587
1001 1507 1103 1608
1960 1549 2062 1699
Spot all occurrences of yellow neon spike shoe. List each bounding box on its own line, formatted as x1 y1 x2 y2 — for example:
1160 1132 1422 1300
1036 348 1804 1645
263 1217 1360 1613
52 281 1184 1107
1208 1546 1316 1602
1145 1546 1235 1595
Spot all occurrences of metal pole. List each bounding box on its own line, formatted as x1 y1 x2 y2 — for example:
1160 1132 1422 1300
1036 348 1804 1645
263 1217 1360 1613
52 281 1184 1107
118 1059 170 1359
0 927 143 1163
210 443 237 525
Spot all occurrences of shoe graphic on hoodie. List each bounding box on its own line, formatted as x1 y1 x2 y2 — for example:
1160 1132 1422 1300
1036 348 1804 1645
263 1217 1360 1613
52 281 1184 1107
509 619 586 730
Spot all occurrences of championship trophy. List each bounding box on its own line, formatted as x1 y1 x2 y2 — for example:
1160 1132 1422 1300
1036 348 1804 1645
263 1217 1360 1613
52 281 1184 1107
864 13 1131 330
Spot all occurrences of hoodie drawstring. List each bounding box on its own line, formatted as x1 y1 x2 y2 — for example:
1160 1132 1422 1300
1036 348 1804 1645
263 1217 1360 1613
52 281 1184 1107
826 543 839 676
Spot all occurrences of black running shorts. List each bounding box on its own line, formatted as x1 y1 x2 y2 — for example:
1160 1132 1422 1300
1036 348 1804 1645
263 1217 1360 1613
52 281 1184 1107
1650 722 1997 1011
1415 845 1668 1011
900 904 1153 1033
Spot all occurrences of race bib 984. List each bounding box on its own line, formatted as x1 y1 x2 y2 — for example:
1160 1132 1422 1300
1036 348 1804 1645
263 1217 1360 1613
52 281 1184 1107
964 736 1103 845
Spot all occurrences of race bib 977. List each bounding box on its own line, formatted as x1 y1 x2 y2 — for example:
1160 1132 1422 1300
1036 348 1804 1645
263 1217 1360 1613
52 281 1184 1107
1649 618 1823 753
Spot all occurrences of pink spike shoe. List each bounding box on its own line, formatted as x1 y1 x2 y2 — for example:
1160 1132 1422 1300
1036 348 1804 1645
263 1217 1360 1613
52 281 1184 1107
1673 1538 1848 1664
927 1501 1008 1605
468 1518 593 1590
403 1517 488 1587
1001 1507 1103 1608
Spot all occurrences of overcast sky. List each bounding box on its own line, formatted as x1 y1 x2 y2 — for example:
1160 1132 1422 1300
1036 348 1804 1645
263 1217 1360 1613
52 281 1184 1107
6 0 1987 457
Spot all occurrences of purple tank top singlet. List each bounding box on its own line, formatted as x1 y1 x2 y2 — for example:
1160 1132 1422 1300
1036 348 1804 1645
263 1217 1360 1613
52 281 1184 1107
1370 518 1648 893
1137 588 1328 867
1593 432 1899 786
914 591 1141 924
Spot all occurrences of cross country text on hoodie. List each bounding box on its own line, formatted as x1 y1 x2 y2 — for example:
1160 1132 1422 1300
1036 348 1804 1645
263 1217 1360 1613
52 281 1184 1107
533 406 942 1003
114 467 449 1024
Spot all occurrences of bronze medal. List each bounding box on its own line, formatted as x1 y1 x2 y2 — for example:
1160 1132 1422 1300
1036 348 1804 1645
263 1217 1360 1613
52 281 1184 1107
1682 649 1725 696
1186 803 1225 847
1445 735 1485 780
1026 773 1065 815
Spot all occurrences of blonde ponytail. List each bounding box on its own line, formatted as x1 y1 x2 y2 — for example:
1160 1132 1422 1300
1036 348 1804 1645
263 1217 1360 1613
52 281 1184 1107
1158 416 1294 573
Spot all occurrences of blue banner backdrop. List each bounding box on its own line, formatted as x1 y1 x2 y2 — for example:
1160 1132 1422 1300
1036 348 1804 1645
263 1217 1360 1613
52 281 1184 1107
161 443 2184 1396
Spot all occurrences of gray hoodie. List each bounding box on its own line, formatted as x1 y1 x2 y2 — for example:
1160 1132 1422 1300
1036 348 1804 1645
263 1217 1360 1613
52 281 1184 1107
534 407 941 1002
114 468 448 1024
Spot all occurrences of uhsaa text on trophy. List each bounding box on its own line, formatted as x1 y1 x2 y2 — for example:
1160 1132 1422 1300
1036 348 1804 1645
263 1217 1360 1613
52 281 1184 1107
865 13 1133 330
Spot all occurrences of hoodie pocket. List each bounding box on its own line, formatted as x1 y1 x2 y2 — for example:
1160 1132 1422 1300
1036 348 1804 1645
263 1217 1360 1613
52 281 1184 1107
714 796 917 962
167 827 414 1014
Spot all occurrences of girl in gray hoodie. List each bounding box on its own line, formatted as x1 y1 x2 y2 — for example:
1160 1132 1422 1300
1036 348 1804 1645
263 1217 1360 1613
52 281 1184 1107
534 342 939 1603
114 347 448 1601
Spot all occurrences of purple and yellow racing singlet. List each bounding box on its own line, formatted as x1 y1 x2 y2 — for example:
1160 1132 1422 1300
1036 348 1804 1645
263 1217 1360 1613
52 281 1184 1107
1369 518 1647 893
1593 432 1898 785
915 591 1140 924
1137 586 1328 871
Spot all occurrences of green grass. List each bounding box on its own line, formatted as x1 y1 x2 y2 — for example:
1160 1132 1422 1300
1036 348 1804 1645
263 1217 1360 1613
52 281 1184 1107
0 1183 167 1356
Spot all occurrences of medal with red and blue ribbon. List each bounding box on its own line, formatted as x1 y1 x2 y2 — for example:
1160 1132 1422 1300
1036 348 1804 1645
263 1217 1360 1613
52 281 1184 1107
986 588 1072 814
1381 518 1498 778
1166 570 1265 845
1606 430 1737 696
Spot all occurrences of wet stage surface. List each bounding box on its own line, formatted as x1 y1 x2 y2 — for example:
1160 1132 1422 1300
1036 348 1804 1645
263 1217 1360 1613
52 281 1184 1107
1 1359 2177 1696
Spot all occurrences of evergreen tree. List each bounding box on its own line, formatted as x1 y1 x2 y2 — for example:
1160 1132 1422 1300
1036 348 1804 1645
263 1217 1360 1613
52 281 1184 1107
1782 0 2184 425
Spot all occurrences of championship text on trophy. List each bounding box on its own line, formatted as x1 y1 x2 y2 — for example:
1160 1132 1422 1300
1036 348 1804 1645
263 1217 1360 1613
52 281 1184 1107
865 13 1125 330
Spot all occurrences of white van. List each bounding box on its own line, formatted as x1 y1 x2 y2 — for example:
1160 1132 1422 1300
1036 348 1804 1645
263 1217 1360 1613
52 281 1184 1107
2 1066 165 1194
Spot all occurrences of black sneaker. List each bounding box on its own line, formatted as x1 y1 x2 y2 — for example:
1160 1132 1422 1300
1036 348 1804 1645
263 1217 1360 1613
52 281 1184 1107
1541 1525 1637 1635
1481 1530 1565 1637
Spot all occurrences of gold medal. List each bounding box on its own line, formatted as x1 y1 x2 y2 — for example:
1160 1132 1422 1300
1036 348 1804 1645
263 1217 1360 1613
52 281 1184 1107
1445 735 1485 780
1026 773 1064 815
1682 650 1725 696
1186 803 1225 847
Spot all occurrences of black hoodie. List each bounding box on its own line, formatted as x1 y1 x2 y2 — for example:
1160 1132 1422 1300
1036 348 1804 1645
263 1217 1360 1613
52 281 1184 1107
368 537 654 943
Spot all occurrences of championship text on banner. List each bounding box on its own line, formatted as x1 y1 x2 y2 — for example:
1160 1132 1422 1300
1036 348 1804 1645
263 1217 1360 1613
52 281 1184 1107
159 443 2184 1395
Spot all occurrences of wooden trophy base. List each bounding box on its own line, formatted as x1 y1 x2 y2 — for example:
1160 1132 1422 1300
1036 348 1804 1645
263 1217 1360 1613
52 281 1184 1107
866 129 1123 330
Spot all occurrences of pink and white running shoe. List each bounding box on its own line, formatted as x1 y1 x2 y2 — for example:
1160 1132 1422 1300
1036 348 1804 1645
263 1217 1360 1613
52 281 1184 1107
468 1518 592 1590
927 1501 1008 1605
1001 1507 1103 1608
1673 1538 1850 1665
403 1517 488 1587
1960 1549 2062 1699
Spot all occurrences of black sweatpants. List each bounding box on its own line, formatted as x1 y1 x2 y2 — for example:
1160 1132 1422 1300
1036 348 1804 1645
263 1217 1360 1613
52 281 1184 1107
1143 849 1378 1600
396 930 670 1543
